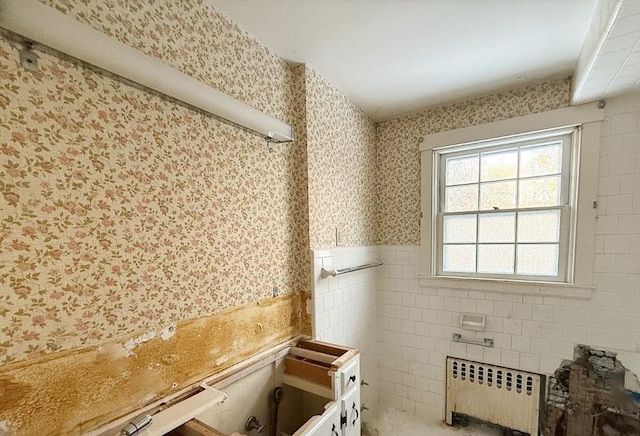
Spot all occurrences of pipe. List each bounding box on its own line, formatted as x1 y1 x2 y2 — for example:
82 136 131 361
269 387 283 436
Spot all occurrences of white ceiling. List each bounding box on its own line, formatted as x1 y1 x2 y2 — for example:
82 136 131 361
210 0 598 121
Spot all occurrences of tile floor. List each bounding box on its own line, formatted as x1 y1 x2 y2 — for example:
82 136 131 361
366 409 501 436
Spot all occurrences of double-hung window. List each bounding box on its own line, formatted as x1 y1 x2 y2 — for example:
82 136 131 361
437 129 573 281
419 106 603 296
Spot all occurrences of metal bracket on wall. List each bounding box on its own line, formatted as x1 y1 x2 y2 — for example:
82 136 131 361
19 42 39 72
452 333 494 347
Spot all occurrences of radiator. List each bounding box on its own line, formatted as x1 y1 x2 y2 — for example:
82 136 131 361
445 357 541 436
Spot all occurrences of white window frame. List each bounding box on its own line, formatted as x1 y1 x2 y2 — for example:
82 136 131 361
436 128 574 282
419 105 603 299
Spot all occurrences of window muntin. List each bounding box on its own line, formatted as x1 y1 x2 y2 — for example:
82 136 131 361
436 130 574 281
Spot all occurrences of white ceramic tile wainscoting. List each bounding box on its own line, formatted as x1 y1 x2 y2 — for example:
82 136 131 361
310 92 640 435
380 93 640 427
311 246 379 420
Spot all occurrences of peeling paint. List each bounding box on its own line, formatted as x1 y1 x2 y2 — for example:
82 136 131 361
122 324 176 355
161 324 177 341
124 331 158 354
99 343 130 360
215 355 229 366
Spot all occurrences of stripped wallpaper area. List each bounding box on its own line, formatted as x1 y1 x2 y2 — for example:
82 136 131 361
375 77 572 245
305 67 377 249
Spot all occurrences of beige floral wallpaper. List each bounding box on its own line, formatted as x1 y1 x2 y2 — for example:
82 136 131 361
305 67 377 249
41 0 296 120
0 0 309 364
375 77 572 245
0 0 574 368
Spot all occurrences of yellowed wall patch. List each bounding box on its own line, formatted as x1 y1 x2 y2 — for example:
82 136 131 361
0 294 301 436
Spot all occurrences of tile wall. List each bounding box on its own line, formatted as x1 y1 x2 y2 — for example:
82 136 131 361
375 91 640 417
311 246 379 417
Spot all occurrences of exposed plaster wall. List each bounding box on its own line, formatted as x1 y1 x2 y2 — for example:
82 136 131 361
0 294 301 436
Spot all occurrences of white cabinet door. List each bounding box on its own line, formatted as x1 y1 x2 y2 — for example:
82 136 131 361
339 356 360 396
340 385 360 436
293 402 341 436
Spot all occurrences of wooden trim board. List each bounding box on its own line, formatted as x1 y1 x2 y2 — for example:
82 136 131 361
289 347 337 365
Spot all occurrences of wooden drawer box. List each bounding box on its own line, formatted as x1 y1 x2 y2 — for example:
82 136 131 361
283 340 358 400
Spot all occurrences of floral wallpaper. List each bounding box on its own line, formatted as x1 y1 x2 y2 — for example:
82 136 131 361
0 0 309 364
305 67 377 249
0 0 573 367
375 77 572 245
41 0 295 120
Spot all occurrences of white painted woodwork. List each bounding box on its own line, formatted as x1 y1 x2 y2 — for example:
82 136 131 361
285 352 361 436
445 358 541 436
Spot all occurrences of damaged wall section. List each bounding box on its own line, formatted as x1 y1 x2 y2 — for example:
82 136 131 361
0 294 301 436
545 345 640 436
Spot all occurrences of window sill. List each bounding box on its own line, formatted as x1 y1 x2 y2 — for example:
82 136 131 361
417 275 593 299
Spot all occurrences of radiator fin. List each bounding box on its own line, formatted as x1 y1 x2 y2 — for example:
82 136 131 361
446 357 540 436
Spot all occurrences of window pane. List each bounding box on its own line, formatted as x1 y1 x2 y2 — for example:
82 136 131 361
445 185 478 212
478 212 515 243
518 210 561 243
480 180 517 210
518 175 561 207
520 142 562 178
517 244 559 276
481 148 517 182
443 245 476 273
478 244 514 274
443 215 477 243
446 154 479 186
